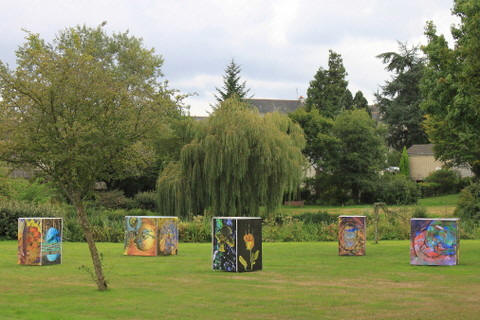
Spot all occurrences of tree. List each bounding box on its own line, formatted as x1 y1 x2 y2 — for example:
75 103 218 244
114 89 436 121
157 97 306 217
288 107 338 197
215 59 251 102
305 50 352 118
0 25 183 290
375 42 428 150
399 146 410 177
110 114 194 196
352 91 369 113
421 1 480 177
327 109 386 203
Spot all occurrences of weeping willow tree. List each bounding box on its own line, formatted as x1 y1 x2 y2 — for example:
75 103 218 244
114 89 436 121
157 97 306 217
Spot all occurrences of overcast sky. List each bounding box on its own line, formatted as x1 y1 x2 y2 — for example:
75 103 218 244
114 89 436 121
0 1 458 115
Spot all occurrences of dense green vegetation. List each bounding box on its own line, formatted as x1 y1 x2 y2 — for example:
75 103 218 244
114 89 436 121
157 98 306 217
1 241 480 319
375 43 428 150
421 1 480 177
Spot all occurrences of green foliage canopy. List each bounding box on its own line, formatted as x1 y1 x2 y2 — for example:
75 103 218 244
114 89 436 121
352 91 369 113
0 24 183 290
288 107 337 171
375 42 428 150
421 1 480 177
157 97 306 217
328 109 386 203
305 50 352 118
215 59 251 102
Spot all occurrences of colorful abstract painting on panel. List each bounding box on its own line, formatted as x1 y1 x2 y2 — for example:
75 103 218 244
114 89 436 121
158 218 178 255
41 218 62 265
212 218 237 272
18 218 42 265
237 218 262 272
338 216 366 256
410 218 459 266
124 217 157 256
18 218 62 265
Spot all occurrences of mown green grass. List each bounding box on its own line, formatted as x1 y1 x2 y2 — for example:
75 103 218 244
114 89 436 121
278 193 460 217
1 240 479 319
417 193 459 207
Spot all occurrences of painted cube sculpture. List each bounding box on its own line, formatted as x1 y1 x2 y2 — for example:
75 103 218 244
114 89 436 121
338 215 366 256
410 218 459 266
212 217 262 272
124 216 178 256
18 218 63 265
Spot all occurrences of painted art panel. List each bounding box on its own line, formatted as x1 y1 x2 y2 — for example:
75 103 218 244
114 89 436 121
410 219 459 266
212 218 237 272
18 218 42 265
158 218 178 256
338 216 366 256
41 218 62 265
124 217 157 256
236 219 262 272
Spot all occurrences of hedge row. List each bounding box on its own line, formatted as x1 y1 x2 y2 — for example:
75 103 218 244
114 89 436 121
2 200 480 242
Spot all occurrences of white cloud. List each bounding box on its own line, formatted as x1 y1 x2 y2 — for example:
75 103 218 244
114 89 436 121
0 0 458 115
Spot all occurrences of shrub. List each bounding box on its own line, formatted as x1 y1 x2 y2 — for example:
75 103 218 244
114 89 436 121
178 215 211 242
418 182 442 197
375 173 419 205
133 191 157 211
424 169 462 195
94 189 135 209
295 211 339 224
0 177 59 204
455 183 480 222
0 201 64 240
412 206 427 218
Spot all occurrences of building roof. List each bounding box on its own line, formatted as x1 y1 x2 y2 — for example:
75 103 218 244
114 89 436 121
407 144 434 156
246 98 303 114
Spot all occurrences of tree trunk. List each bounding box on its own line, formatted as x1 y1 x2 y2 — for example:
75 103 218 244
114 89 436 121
72 195 108 291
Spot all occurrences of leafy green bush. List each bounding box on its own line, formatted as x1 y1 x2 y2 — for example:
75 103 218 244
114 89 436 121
178 215 211 242
295 211 339 224
455 183 480 222
412 206 427 218
0 201 64 240
424 169 462 195
418 182 442 197
133 191 157 211
375 173 419 205
263 213 339 242
94 190 135 209
0 177 59 204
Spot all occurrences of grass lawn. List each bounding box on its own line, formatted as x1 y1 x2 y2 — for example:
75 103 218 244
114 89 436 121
1 240 479 319
278 193 460 217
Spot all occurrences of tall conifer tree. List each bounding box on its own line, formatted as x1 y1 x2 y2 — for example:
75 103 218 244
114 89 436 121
305 50 351 118
215 59 251 102
399 146 410 177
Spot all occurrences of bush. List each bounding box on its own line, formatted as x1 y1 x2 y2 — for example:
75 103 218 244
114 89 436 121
0 201 64 240
455 183 480 222
418 182 442 198
295 211 339 224
423 169 462 195
94 189 135 209
0 177 59 204
375 173 419 205
178 215 211 242
412 206 427 218
133 191 157 211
